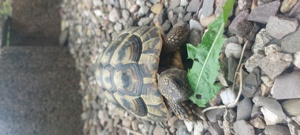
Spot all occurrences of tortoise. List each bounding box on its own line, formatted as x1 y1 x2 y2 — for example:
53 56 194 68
95 25 195 121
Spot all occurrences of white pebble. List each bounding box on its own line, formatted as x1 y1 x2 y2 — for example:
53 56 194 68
220 88 236 105
184 120 194 132
225 43 242 59
294 51 300 68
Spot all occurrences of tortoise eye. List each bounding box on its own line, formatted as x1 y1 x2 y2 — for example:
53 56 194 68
173 78 183 86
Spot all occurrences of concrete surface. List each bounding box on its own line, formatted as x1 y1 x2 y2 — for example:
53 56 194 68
0 46 82 135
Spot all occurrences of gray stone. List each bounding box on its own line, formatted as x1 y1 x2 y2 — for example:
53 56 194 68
183 12 192 22
168 11 178 25
245 53 265 72
176 127 190 135
259 52 293 79
282 99 300 116
253 96 287 119
264 125 290 135
189 19 204 31
266 16 299 39
169 0 180 9
162 20 171 32
288 120 300 135
251 105 262 118
289 0 300 17
252 28 273 53
208 122 224 135
261 106 285 125
180 0 189 6
242 68 261 98
233 120 255 135
238 0 252 10
187 0 200 12
227 56 238 82
202 0 214 16
247 1 280 24
264 44 282 56
158 9 168 24
281 0 299 13
293 51 300 68
206 109 225 122
122 10 130 21
229 10 253 37
281 26 300 53
225 43 242 59
138 5 150 17
237 98 253 120
188 30 202 47
250 117 266 129
109 8 121 22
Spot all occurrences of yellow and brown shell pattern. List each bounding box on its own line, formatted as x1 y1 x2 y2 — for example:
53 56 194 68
95 26 171 121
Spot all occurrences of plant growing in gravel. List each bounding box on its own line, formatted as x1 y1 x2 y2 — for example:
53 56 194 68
187 0 235 107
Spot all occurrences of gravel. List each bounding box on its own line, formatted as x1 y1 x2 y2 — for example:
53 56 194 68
60 0 300 134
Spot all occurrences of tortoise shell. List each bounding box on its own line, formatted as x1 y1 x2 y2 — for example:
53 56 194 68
95 26 170 121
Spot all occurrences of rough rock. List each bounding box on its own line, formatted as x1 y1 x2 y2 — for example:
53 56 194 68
169 0 180 9
206 109 225 122
138 5 150 17
281 26 300 53
282 99 300 116
153 125 165 135
229 10 253 37
201 0 214 17
180 0 189 6
261 107 285 125
242 68 261 98
109 8 121 22
251 105 262 118
189 19 204 31
184 121 194 132
187 0 200 12
252 29 273 53
151 3 163 14
225 43 242 59
199 13 217 27
220 88 236 105
208 122 224 135
253 96 287 119
288 120 300 135
266 16 299 39
281 0 299 13
247 1 280 24
176 127 190 135
264 125 291 135
289 0 300 16
121 10 130 21
293 51 300 68
264 44 282 56
227 56 238 82
261 75 274 88
238 0 252 10
237 98 253 120
233 120 255 135
250 117 266 129
245 53 265 72
194 121 204 135
259 52 293 79
271 71 300 99
188 30 202 47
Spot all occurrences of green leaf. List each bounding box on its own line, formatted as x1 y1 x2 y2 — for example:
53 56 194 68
187 0 235 107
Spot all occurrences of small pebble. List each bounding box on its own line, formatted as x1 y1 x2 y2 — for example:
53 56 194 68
225 43 242 59
151 3 163 14
220 88 236 105
199 13 216 27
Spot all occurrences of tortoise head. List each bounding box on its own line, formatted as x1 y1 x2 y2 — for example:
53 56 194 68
158 68 192 104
